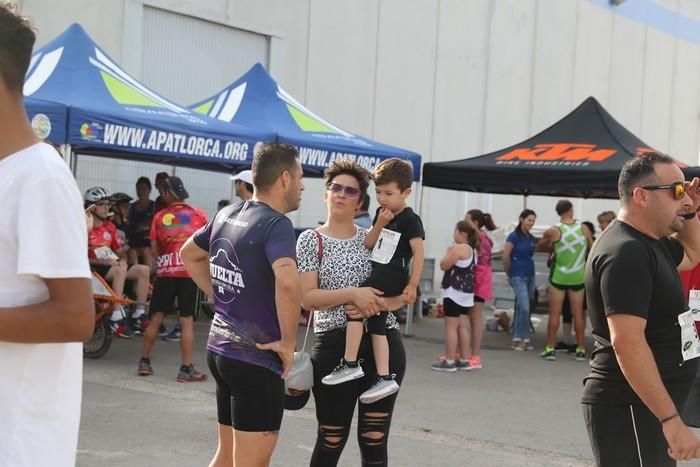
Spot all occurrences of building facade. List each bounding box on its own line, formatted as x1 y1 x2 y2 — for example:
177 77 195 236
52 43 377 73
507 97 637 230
16 0 700 286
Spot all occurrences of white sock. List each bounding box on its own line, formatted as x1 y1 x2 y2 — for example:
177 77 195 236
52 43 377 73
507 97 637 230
110 307 124 321
133 307 146 319
445 359 455 365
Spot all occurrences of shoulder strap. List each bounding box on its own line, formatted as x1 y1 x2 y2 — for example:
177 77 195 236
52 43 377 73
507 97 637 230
300 229 323 352
301 305 313 351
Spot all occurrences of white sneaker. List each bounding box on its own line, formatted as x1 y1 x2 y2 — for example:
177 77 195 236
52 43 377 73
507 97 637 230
359 376 400 404
322 361 364 385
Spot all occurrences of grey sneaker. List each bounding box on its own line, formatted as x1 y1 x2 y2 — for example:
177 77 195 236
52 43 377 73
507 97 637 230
431 360 457 372
137 357 153 376
455 360 470 371
322 361 364 385
359 376 400 404
176 364 206 382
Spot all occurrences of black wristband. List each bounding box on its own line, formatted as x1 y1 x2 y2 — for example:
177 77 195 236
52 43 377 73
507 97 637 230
660 412 679 424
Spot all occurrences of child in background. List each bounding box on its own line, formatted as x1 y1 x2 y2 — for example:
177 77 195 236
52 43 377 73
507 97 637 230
464 209 496 370
322 158 425 404
432 220 480 371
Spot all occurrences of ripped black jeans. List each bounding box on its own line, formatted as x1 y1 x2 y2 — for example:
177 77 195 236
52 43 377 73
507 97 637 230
310 327 406 467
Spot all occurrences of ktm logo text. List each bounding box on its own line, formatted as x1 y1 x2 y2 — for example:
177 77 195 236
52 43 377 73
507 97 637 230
496 144 616 162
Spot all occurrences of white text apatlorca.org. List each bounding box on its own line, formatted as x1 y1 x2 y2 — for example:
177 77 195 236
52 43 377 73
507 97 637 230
102 124 250 160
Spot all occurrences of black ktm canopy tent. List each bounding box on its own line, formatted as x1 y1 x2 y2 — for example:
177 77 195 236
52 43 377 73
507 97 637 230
423 97 700 199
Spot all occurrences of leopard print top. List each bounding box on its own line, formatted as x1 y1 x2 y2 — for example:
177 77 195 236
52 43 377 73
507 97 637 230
296 227 399 334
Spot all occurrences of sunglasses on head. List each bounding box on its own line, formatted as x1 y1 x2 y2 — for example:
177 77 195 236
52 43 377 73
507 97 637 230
641 182 686 200
326 182 361 198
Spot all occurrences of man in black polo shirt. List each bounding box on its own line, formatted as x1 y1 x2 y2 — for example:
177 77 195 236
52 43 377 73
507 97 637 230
583 152 700 466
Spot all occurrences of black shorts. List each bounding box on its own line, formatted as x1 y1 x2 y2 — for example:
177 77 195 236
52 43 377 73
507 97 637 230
550 281 585 292
150 277 199 317
583 403 674 467
361 265 407 297
365 312 389 336
443 297 470 317
474 296 485 303
207 352 284 432
128 233 151 249
92 264 111 278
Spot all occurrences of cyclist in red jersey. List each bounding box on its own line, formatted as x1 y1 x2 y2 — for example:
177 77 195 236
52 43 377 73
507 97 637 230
139 176 209 382
85 187 151 337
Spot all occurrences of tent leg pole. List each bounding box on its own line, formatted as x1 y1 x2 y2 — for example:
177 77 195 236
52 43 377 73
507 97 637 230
59 144 69 165
65 145 77 176
404 182 425 337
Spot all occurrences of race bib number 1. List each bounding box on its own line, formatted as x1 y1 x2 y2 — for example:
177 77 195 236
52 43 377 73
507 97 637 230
94 246 119 261
679 290 700 362
370 228 400 265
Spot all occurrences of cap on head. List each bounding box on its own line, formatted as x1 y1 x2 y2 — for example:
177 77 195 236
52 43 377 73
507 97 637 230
230 169 253 184
162 176 189 200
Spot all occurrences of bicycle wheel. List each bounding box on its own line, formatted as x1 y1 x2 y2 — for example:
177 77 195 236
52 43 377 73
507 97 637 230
83 316 113 359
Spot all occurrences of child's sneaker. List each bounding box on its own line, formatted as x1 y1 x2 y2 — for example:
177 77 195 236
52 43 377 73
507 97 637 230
359 375 399 404
163 324 181 342
322 360 364 385
132 315 150 335
431 360 457 372
575 348 587 362
540 346 556 361
466 356 482 371
108 318 134 339
137 357 153 376
177 364 206 382
455 359 470 371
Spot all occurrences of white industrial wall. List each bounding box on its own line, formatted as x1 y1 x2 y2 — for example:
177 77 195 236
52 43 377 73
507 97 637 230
16 0 700 286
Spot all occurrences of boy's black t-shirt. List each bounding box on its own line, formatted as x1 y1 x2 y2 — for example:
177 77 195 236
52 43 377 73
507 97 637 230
582 220 698 406
371 206 425 271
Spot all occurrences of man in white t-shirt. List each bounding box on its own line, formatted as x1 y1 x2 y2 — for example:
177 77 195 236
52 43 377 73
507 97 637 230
0 6 93 467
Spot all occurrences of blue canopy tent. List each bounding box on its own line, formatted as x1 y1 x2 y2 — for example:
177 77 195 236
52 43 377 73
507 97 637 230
191 64 423 335
24 96 67 143
23 24 273 173
190 63 422 180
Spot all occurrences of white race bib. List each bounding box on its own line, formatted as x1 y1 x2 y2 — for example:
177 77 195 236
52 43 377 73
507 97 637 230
680 290 700 362
370 228 401 264
94 246 119 261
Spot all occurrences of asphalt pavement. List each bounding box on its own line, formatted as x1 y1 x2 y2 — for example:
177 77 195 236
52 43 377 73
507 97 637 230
77 313 700 467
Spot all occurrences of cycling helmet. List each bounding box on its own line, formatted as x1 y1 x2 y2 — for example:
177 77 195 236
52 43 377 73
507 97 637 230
110 192 133 204
84 186 111 203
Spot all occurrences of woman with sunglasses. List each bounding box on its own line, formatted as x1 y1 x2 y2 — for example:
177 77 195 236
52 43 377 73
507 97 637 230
296 160 407 467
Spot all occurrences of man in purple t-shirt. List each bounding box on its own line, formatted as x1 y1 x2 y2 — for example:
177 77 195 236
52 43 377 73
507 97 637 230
180 143 303 467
